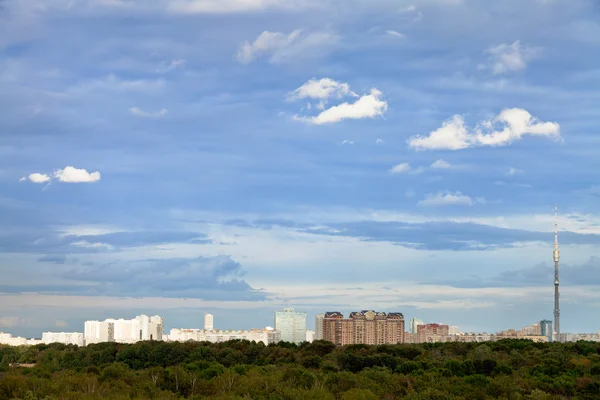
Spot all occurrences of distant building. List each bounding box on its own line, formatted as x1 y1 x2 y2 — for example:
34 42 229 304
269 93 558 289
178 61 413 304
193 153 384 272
168 327 280 345
418 324 449 343
84 315 163 345
274 308 307 344
306 330 315 343
409 318 424 334
42 332 84 346
315 314 324 340
319 310 405 345
204 314 214 331
449 326 460 336
540 320 553 343
0 333 40 346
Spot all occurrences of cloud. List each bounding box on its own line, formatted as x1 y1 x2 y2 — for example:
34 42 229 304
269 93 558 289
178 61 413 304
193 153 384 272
376 138 384 144
0 317 26 328
486 40 541 75
294 88 388 125
287 77 357 102
236 30 338 64
408 108 560 150
385 30 405 38
167 0 296 14
158 58 186 72
507 167 522 175
418 191 484 206
128 106 169 118
38 254 67 264
22 173 51 183
341 140 354 145
390 163 411 174
61 255 267 300
431 159 451 169
405 189 415 198
54 166 101 183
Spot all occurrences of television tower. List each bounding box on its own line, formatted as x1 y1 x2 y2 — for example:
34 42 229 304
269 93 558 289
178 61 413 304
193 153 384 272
553 206 560 342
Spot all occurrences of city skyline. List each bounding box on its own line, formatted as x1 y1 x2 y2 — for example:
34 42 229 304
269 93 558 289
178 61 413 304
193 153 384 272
2 0 600 337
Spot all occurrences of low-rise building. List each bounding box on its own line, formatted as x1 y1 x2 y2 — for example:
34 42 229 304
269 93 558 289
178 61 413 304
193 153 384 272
42 332 84 346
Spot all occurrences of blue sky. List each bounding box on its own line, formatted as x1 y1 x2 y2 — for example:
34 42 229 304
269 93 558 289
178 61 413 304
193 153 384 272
2 0 600 337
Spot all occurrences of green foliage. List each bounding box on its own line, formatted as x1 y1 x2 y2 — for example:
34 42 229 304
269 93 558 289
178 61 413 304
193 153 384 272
1 340 600 399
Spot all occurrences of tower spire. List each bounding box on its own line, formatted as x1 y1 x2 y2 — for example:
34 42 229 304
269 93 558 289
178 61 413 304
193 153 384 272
553 206 560 342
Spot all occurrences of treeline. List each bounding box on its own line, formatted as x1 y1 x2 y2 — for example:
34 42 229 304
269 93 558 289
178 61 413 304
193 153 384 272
2 339 600 399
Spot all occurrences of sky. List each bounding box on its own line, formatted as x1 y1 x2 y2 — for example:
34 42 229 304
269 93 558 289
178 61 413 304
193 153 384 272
2 0 600 338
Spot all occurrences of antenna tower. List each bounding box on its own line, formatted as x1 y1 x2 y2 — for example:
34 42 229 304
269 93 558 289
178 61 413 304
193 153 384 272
553 206 560 342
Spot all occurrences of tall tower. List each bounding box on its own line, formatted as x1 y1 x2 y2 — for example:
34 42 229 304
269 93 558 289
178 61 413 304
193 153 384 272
553 206 560 342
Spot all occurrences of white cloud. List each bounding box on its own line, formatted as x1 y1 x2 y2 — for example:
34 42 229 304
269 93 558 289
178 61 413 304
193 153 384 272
236 30 338 64
158 58 186 72
287 77 357 101
431 159 452 169
385 30 406 38
390 163 411 174
294 88 388 125
376 138 384 144
129 106 169 118
23 173 51 184
418 191 484 206
341 140 354 145
408 108 560 150
54 166 101 183
486 40 540 75
507 167 523 175
71 241 114 250
390 163 424 175
168 0 297 13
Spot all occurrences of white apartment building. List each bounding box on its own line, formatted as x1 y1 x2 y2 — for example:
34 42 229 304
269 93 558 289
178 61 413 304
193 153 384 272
306 329 315 343
42 332 84 346
84 315 163 345
0 333 42 346
204 313 214 331
274 308 307 344
168 327 280 346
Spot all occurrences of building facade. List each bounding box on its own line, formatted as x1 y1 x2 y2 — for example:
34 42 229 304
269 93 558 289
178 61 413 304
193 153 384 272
168 327 280 345
315 314 324 341
417 324 449 343
42 332 84 346
319 310 405 345
274 308 307 344
204 314 214 331
84 315 163 345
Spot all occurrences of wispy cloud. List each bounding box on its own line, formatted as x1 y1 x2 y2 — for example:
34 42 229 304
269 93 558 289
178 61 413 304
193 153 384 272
389 163 424 175
431 159 452 169
157 58 186 72
385 30 405 38
167 0 299 14
418 191 485 206
341 140 354 145
485 40 541 75
507 167 523 176
129 106 169 118
287 77 357 102
408 108 560 150
236 30 338 64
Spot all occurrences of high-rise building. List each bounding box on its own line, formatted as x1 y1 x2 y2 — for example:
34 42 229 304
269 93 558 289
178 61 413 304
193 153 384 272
319 310 405 345
85 315 163 345
315 314 324 340
417 323 449 342
204 313 214 331
409 318 424 334
274 308 307 344
540 320 553 343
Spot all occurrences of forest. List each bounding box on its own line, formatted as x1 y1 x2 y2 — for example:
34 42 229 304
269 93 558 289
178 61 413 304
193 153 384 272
1 339 600 399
